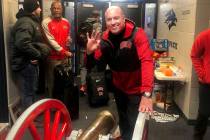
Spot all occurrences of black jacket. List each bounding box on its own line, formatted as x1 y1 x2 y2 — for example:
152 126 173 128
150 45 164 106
10 9 50 71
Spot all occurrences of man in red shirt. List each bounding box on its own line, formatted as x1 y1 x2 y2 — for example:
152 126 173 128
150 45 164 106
42 1 72 97
191 29 210 140
86 6 153 140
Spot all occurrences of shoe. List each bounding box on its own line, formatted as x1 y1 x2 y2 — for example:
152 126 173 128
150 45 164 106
79 85 87 96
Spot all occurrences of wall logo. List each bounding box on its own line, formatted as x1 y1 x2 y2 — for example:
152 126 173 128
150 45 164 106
165 9 177 30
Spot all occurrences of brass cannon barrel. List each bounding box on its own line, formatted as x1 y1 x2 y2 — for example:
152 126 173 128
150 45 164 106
77 110 116 140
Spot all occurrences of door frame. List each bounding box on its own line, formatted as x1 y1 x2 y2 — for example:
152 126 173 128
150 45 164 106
0 0 9 122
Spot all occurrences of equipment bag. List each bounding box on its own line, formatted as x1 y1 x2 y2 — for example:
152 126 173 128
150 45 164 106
86 71 109 107
53 61 79 120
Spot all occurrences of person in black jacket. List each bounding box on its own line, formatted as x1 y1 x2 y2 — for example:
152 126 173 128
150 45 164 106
10 0 49 110
78 10 102 95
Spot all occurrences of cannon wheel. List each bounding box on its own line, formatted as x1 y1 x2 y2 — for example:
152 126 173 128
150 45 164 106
6 99 72 140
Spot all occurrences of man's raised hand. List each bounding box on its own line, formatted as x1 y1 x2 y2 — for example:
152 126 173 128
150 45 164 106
86 30 101 55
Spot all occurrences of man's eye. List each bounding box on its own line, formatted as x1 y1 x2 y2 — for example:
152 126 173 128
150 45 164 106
107 19 111 22
114 17 120 20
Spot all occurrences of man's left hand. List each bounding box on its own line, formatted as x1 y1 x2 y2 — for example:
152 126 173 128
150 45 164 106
64 51 73 57
139 96 153 113
66 36 72 46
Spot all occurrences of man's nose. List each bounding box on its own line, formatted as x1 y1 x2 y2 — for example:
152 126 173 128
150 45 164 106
39 7 42 12
111 19 116 25
55 8 60 12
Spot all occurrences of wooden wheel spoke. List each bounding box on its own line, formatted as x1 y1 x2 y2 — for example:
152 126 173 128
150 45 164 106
29 122 41 140
44 109 51 140
51 110 61 140
57 122 68 140
6 99 72 140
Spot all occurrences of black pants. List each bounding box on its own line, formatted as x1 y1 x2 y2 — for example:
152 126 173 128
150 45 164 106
113 87 141 140
194 83 210 140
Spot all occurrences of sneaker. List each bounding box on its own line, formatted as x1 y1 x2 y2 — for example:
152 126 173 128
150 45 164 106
79 85 87 96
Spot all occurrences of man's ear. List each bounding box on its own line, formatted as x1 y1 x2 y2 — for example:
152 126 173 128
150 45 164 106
123 17 126 25
122 15 125 22
209 19 210 28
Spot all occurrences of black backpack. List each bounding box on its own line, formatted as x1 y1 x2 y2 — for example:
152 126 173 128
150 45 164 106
53 63 79 120
86 69 109 107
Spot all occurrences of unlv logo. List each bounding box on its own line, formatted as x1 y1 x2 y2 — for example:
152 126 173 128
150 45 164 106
97 86 104 96
120 41 132 49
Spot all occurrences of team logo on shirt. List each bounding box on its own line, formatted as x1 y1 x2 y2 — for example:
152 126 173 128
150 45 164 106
120 41 132 49
63 25 68 30
52 26 56 30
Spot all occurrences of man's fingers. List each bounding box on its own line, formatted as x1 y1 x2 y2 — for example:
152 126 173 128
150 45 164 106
86 32 90 40
92 30 95 37
140 106 153 113
140 106 145 112
95 31 101 40
91 30 96 38
87 30 100 41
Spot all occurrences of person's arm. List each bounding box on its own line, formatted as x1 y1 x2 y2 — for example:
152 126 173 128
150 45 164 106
66 21 72 45
66 35 72 46
14 22 41 60
86 31 106 70
86 47 107 71
135 28 154 113
135 28 154 93
190 34 205 82
65 22 73 57
32 42 51 59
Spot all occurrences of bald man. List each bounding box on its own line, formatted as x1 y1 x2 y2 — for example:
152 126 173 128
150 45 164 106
86 6 154 140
